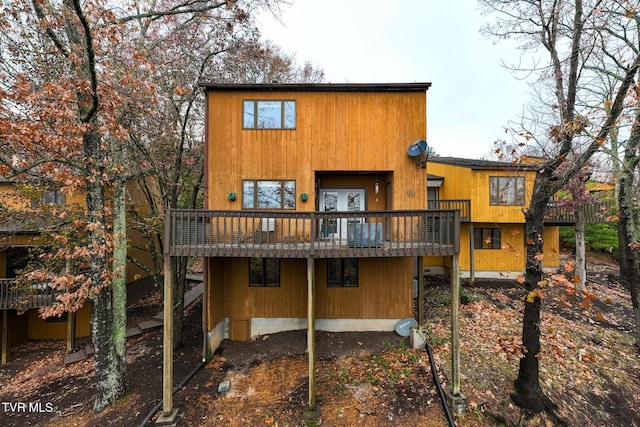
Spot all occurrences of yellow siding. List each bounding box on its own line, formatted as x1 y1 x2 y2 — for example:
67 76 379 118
473 223 526 273
27 303 92 340
427 162 536 224
542 226 560 269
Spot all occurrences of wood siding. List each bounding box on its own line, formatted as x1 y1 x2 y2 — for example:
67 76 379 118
427 162 535 224
27 303 91 340
207 257 413 340
205 90 427 212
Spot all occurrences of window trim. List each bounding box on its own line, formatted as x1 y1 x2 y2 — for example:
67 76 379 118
243 179 296 210
327 258 359 287
489 176 525 206
243 99 296 130
32 189 65 209
249 258 281 287
474 228 502 250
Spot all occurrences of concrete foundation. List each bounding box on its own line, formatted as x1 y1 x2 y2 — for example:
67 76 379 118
155 408 179 425
302 405 322 426
445 390 468 415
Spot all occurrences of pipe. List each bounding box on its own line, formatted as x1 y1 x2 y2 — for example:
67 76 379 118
425 338 456 427
139 360 206 427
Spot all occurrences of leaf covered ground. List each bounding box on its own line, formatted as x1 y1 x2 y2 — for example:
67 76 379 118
1 251 638 426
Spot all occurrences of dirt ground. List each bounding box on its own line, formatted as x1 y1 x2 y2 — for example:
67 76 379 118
1 250 638 426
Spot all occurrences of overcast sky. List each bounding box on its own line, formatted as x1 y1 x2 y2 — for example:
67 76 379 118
258 0 531 159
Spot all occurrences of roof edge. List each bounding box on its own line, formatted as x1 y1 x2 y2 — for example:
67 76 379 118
198 82 432 92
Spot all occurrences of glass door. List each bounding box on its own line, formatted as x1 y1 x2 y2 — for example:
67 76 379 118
319 189 366 242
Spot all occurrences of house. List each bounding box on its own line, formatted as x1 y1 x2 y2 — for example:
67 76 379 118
160 82 464 420
423 157 611 282
0 178 158 364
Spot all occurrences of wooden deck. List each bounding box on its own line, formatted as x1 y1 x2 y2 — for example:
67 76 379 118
165 209 461 258
0 279 57 311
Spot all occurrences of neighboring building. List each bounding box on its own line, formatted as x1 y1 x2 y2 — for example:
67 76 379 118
424 156 610 281
425 157 559 280
0 179 157 363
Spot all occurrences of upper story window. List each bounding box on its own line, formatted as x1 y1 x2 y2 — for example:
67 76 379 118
243 180 296 209
490 176 525 206
243 100 296 129
32 189 65 208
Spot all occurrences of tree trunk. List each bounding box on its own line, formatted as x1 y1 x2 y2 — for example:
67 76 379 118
512 178 556 414
111 138 128 390
574 207 587 294
618 112 640 350
85 130 126 412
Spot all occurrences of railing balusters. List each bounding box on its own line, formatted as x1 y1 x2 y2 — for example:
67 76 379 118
165 209 461 258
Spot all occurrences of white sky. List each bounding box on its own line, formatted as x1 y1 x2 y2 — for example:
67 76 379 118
258 0 531 159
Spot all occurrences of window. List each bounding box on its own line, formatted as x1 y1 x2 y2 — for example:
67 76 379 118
243 100 296 129
243 180 296 209
32 189 65 208
249 258 280 287
490 176 525 205
474 228 502 249
327 258 358 287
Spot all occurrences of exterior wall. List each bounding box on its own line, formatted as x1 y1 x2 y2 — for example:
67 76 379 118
0 311 28 346
27 303 92 340
427 161 535 224
424 160 560 278
207 256 414 341
205 90 427 212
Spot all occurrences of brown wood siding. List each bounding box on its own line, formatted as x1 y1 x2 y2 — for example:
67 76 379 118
207 258 226 331
27 303 91 340
212 257 413 332
222 258 307 321
316 257 414 319
205 90 427 212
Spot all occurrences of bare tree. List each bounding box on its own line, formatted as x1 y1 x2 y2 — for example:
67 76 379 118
481 0 640 418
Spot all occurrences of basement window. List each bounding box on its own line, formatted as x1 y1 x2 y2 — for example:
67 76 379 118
249 258 280 287
327 258 358 287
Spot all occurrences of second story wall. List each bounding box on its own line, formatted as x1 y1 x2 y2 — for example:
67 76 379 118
203 84 430 212
428 159 538 223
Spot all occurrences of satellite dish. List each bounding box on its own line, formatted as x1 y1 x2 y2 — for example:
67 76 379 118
407 139 428 168
395 318 418 337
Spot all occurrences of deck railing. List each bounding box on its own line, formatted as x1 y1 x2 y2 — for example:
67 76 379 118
428 200 470 221
0 278 58 311
427 199 611 224
544 200 613 224
165 209 461 258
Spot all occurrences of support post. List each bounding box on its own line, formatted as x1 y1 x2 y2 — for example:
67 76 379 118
2 310 8 365
66 312 76 353
303 257 321 425
446 254 467 413
417 256 424 327
157 255 178 424
469 223 475 285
